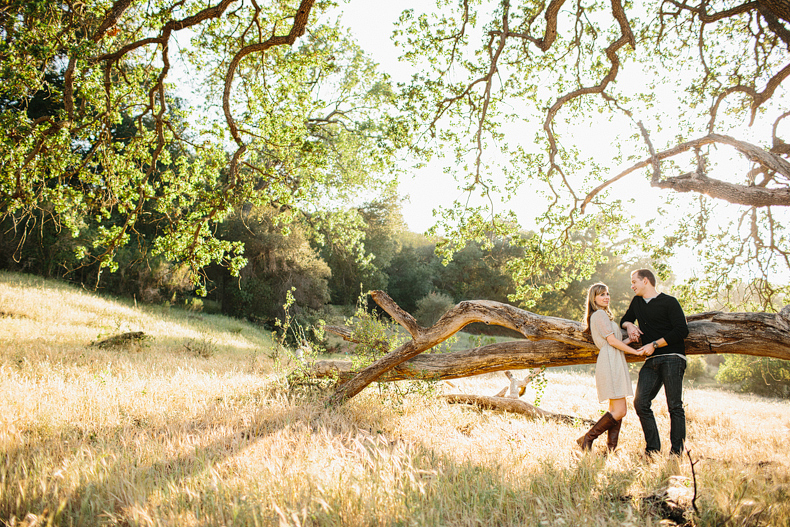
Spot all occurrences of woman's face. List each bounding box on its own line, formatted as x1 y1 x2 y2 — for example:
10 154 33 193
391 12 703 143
594 288 610 309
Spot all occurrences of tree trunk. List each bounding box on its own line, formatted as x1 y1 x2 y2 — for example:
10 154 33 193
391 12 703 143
324 291 790 404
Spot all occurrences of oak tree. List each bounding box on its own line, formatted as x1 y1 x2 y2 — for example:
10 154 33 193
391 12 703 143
0 0 409 291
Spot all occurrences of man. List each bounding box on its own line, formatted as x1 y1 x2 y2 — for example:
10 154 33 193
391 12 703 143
621 269 689 456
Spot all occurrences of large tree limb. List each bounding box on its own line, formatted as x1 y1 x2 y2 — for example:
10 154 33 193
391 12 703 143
326 290 593 404
581 133 790 213
325 293 790 403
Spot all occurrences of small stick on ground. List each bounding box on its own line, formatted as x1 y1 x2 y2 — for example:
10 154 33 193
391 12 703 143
686 447 699 514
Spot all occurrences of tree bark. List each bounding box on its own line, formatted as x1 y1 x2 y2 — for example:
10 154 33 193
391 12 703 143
324 292 790 404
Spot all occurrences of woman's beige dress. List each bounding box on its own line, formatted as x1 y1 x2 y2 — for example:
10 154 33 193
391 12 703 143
590 309 633 403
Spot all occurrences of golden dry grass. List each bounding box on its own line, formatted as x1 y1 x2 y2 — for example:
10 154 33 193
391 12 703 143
1 272 789 526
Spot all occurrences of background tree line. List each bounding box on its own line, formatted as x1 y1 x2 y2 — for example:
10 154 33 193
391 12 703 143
0 175 645 329
11 185 788 396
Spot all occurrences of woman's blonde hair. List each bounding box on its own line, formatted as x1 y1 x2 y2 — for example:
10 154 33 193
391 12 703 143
583 282 613 333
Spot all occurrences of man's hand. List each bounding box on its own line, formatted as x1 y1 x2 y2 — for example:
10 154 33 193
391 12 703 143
636 344 655 356
623 321 643 342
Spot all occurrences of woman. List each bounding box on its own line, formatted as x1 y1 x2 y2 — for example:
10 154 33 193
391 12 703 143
577 282 652 452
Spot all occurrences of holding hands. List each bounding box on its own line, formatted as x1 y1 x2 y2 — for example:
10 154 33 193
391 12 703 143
635 344 655 357
623 321 653 357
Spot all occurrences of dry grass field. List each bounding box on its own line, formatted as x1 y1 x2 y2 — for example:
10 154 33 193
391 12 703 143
1 271 789 526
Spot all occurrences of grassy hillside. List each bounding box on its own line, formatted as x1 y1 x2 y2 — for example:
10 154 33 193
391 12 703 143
1 272 789 526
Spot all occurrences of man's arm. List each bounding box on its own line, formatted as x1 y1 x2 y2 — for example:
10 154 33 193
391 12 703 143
662 297 689 345
620 298 642 341
635 298 688 354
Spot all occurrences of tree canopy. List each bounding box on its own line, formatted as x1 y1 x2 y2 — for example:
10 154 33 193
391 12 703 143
0 0 409 292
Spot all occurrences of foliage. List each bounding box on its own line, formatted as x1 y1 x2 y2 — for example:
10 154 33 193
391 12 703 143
531 232 657 321
716 355 790 398
684 356 707 382
395 0 790 309
0 1 410 293
347 294 405 370
5 0 788 319
213 206 331 323
415 291 456 327
272 287 334 395
385 241 437 313
319 192 407 305
433 238 522 303
342 293 439 400
530 367 549 407
182 332 218 359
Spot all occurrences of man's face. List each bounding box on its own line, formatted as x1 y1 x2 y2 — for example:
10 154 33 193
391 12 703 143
631 274 648 296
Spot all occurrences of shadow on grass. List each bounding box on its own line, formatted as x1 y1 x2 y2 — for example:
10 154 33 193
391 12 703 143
0 393 673 527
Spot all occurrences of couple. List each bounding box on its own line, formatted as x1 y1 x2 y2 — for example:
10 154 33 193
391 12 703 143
577 269 689 456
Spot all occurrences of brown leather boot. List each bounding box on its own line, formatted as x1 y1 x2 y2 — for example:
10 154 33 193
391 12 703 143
607 419 622 452
576 412 618 451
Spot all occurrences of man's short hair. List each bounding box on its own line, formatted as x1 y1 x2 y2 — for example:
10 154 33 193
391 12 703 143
631 269 656 286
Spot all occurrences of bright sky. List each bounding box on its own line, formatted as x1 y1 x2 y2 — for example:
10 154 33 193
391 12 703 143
339 0 462 234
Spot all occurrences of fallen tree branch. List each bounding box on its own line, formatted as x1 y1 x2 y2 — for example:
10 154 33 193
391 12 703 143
91 331 148 349
323 292 790 404
326 290 594 405
442 394 595 426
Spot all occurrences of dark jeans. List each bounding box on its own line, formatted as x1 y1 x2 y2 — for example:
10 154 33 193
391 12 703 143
634 355 686 455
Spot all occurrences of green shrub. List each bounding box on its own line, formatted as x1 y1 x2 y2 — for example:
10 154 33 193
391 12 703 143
684 355 707 381
186 298 204 312
716 355 790 397
415 292 456 327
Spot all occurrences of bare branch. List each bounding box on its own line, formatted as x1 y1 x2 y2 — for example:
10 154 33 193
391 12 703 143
610 0 636 49
369 290 422 338
660 0 758 23
532 0 567 51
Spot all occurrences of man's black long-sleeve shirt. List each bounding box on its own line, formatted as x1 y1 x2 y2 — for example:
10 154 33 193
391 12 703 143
620 293 689 357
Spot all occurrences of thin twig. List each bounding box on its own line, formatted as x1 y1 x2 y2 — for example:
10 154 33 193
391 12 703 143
685 446 699 514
